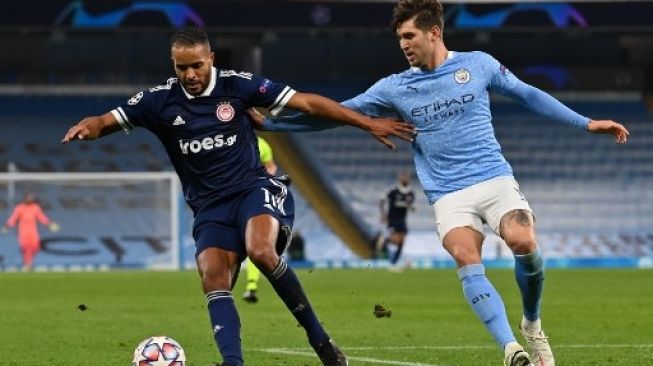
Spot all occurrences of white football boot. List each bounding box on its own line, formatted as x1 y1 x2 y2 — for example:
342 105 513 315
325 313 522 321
519 322 555 366
504 342 535 366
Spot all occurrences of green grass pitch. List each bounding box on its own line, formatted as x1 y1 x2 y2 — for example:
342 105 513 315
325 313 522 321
1 268 652 365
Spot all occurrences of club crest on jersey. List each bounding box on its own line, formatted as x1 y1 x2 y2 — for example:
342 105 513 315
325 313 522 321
216 102 235 122
454 69 471 84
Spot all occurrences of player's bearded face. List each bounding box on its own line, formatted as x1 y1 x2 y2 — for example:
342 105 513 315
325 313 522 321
172 44 214 96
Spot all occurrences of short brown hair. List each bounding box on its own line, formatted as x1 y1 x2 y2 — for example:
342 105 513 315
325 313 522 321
391 0 444 32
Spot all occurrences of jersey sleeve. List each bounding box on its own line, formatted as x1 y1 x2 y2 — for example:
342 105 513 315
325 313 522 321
481 52 589 130
6 205 21 227
342 77 398 118
259 76 398 132
237 73 296 117
110 80 170 133
34 205 50 225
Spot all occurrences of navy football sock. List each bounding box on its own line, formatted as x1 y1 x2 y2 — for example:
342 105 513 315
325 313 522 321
265 259 330 348
206 291 243 366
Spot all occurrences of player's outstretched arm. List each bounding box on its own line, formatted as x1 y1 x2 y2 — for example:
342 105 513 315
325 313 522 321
61 112 122 143
249 108 340 133
285 92 414 149
587 119 629 144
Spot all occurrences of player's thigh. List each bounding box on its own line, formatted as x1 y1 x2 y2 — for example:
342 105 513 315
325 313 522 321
19 234 39 249
477 177 535 237
244 214 280 270
20 244 39 258
442 227 484 267
238 179 295 269
500 209 537 254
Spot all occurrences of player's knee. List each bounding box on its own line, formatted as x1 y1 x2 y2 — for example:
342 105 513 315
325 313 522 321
247 246 278 272
505 237 537 255
444 243 481 266
199 268 231 293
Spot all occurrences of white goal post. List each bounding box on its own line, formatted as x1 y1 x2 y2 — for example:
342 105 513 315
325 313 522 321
0 172 185 271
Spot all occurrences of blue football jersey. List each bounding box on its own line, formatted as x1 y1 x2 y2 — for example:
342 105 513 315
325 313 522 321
111 67 296 213
342 51 589 204
260 51 591 204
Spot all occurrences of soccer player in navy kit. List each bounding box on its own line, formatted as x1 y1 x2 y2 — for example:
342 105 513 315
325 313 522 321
255 0 629 365
61 26 413 366
377 171 415 269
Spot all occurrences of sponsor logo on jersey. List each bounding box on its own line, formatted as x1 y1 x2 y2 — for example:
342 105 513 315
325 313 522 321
454 69 471 84
179 134 237 154
216 102 235 122
128 91 143 105
411 94 475 117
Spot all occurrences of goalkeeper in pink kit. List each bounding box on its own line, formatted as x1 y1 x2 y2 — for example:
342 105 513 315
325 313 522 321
3 193 58 271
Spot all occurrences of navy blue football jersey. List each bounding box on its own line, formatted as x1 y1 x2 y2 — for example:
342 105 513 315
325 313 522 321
111 67 296 214
385 186 415 223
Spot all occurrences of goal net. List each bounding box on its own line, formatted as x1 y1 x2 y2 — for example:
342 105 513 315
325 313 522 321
0 172 185 271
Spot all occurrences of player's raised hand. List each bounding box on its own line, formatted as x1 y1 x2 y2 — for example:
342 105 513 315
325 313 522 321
61 113 121 143
62 118 100 143
587 120 630 144
48 222 60 232
365 117 415 150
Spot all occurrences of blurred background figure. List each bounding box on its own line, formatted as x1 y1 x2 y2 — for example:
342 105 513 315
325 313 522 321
376 171 415 271
243 135 279 303
3 193 59 271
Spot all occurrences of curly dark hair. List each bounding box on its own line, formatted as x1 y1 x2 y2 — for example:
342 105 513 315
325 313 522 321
170 26 210 48
391 0 444 32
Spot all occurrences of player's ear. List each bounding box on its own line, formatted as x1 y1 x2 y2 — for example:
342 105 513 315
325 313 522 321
430 26 442 41
209 51 215 65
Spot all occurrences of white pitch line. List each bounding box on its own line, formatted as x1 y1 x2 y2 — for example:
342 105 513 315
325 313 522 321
256 344 653 365
258 348 443 366
259 343 653 352
338 344 653 351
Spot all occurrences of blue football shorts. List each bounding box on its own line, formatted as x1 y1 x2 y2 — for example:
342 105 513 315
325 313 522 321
192 178 295 261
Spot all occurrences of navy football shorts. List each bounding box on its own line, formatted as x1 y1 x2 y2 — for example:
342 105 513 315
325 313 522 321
388 219 408 234
193 178 295 261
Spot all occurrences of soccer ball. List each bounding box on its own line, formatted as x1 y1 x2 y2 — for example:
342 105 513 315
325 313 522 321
132 335 186 366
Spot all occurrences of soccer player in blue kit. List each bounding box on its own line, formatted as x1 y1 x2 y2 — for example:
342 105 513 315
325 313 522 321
256 1 630 365
61 26 414 366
